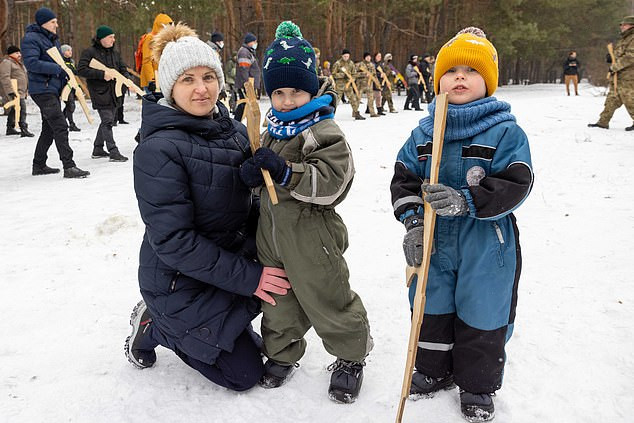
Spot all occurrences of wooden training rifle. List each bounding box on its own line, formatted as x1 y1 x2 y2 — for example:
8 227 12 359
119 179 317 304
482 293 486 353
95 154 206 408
395 93 449 423
46 47 93 124
414 66 428 91
342 67 360 97
607 43 618 92
89 58 145 97
243 77 278 205
3 79 20 129
376 65 393 94
363 66 382 90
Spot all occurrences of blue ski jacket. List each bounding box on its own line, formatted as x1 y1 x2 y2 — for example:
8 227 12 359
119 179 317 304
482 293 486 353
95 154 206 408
20 23 67 95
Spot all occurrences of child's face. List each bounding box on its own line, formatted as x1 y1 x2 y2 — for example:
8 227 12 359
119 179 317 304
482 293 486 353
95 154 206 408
439 66 487 104
271 88 311 113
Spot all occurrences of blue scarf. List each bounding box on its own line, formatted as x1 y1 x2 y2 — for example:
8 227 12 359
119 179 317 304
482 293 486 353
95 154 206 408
267 94 335 140
418 97 516 141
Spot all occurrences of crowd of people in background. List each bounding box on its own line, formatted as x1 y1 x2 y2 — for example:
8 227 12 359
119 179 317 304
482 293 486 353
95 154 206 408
1 6 632 182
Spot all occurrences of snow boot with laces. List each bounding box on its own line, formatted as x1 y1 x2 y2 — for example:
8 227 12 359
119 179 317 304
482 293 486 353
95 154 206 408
460 390 495 422
409 371 456 399
259 359 299 388
124 300 157 369
327 358 365 404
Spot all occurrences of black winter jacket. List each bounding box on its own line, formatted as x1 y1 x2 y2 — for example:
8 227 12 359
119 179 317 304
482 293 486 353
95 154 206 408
77 39 128 109
133 95 262 365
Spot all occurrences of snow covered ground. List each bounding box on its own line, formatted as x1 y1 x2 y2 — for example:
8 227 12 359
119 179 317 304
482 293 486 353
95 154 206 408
2 82 633 422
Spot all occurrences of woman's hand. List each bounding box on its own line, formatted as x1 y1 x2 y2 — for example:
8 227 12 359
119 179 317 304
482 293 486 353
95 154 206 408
254 267 290 306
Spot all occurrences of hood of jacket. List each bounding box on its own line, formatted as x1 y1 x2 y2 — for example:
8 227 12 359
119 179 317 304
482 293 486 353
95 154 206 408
140 93 236 142
152 13 173 34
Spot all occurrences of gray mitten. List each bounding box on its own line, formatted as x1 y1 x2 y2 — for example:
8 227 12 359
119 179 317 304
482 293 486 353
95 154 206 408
402 215 424 267
423 184 468 216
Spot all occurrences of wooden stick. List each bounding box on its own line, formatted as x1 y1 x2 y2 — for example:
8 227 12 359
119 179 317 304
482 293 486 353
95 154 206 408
243 78 278 205
607 43 618 92
89 58 145 96
3 79 21 129
396 93 449 423
46 47 93 124
342 68 360 97
414 66 428 91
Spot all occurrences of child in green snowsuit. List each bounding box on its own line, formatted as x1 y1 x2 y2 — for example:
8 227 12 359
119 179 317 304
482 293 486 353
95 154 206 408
239 21 372 404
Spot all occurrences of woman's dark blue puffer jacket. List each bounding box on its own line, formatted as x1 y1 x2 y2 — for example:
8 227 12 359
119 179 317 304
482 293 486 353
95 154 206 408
134 95 262 365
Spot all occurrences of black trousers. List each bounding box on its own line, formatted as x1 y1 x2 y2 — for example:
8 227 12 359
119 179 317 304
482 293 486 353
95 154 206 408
63 90 76 125
6 98 27 130
174 329 265 391
31 93 75 169
233 88 247 122
404 85 420 110
95 108 118 152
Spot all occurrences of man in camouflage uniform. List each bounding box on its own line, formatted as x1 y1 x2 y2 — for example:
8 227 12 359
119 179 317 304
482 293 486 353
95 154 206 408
589 16 634 131
356 52 379 117
378 53 398 113
332 49 364 120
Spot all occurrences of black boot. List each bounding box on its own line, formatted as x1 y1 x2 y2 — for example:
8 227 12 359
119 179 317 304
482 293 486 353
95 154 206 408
91 147 109 159
327 359 365 404
259 360 298 388
6 127 20 136
109 149 129 162
32 164 60 176
63 166 90 178
364 107 370 114
377 107 386 116
625 123 634 131
460 390 495 422
353 112 366 121
118 119 129 124
20 128 35 137
124 300 157 369
587 122 608 129
68 123 81 132
409 371 456 398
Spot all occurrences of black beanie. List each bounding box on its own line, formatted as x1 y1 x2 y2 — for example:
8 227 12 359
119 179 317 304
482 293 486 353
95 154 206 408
35 7 56 26
7 46 20 55
342 48 351 55
211 31 224 43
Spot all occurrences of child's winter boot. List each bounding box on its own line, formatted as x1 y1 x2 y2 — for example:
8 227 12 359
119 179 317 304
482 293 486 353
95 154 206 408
460 390 495 422
409 371 455 398
327 359 365 404
259 360 298 388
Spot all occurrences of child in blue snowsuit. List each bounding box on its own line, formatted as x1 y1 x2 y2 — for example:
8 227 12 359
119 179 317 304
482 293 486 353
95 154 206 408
390 27 533 422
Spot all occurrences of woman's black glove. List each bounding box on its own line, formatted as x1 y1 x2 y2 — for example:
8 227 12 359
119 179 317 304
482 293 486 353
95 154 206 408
239 157 264 188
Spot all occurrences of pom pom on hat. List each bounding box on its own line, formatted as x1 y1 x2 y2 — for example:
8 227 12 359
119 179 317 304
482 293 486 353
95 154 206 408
152 23 224 104
262 21 318 97
384 53 392 61
434 27 499 96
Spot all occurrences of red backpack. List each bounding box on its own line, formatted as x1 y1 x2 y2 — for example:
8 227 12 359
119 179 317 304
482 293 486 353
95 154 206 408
134 33 148 73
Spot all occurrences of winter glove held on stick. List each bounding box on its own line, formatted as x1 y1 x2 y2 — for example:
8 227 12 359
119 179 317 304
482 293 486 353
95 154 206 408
253 147 291 186
424 184 468 217
240 157 264 188
402 215 424 267
254 267 291 306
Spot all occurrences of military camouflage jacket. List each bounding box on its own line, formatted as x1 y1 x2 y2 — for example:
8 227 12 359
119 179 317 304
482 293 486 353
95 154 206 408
331 58 356 84
613 27 634 81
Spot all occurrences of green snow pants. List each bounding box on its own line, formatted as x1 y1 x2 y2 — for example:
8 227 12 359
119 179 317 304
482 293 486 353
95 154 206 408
256 204 372 365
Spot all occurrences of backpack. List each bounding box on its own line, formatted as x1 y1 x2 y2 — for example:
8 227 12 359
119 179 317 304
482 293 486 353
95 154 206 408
134 33 148 73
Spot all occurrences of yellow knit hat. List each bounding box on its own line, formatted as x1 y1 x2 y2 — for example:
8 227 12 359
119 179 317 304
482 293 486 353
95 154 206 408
434 29 499 96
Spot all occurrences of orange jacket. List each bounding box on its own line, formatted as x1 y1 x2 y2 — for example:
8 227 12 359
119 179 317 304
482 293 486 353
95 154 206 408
140 13 173 88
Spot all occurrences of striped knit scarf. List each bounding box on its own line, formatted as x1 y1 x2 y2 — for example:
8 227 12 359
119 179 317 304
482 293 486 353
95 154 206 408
266 94 335 140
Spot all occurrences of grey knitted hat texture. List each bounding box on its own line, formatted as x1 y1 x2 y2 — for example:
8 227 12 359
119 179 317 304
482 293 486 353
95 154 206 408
158 35 224 103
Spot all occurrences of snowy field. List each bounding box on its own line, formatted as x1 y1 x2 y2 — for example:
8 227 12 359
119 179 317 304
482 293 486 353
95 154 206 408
1 82 633 422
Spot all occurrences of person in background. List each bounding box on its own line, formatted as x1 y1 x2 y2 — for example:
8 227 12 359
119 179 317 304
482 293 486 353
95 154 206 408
563 50 580 96
0 46 34 137
404 54 421 110
77 25 129 162
234 32 260 121
379 53 398 113
140 13 173 93
588 16 634 130
21 7 89 178
332 49 363 119
60 44 80 132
